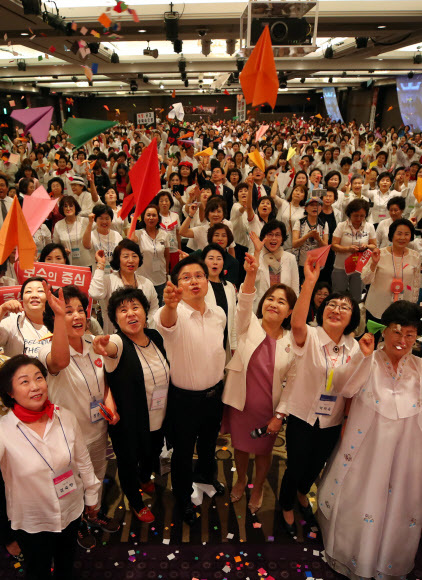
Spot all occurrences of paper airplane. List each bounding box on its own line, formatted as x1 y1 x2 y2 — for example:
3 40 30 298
248 149 265 172
0 196 37 270
367 320 386 334
63 117 118 149
413 177 422 203
255 124 269 142
23 186 57 236
10 106 53 144
194 147 213 157
307 244 331 268
168 102 184 122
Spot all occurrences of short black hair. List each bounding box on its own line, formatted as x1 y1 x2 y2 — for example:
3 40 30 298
0 175 8 188
21 276 45 297
47 176 64 194
286 185 307 205
381 300 422 334
316 292 360 335
207 223 234 246
59 195 81 217
345 198 370 218
107 287 150 331
387 196 406 211
43 285 89 333
340 157 352 167
205 197 227 220
260 220 287 246
377 171 392 185
388 218 414 242
139 204 161 229
234 182 249 200
170 255 208 286
39 243 70 265
201 243 225 261
324 187 338 202
0 355 47 408
256 283 297 330
93 204 114 221
152 190 174 208
257 195 277 222
109 239 143 271
324 170 341 187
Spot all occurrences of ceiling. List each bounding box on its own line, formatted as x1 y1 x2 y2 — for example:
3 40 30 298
0 0 422 98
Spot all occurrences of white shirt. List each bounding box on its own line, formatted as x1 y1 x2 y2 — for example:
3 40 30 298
230 203 250 248
276 201 305 252
361 247 421 318
88 269 159 334
254 248 300 310
0 407 100 533
0 312 50 357
38 336 107 445
363 184 407 224
90 229 123 274
0 195 13 228
110 207 129 237
278 325 360 427
53 217 91 267
33 224 52 257
159 211 180 253
375 217 393 249
134 228 170 286
191 220 235 251
154 301 226 391
332 220 376 269
106 334 170 431
68 190 97 217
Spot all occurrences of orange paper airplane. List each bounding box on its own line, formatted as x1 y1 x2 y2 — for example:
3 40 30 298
0 196 36 270
239 26 279 109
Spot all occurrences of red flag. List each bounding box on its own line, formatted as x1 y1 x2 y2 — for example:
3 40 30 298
123 139 161 238
172 89 176 99
224 89 230 96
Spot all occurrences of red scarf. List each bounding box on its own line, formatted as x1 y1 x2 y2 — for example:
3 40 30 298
13 399 55 423
56 168 66 175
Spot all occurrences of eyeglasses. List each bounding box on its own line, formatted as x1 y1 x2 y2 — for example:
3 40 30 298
326 301 352 313
266 233 282 239
178 273 207 283
390 328 417 341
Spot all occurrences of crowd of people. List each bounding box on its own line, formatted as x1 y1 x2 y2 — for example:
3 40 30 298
0 114 422 580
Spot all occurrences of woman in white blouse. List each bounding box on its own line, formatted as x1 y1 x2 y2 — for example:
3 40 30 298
375 196 406 249
250 223 300 310
131 204 170 306
104 188 129 238
202 244 237 358
82 204 123 274
222 253 296 513
88 239 159 334
277 256 361 537
275 184 306 252
361 218 420 326
0 351 100 580
52 196 91 267
363 171 407 227
319 300 422 580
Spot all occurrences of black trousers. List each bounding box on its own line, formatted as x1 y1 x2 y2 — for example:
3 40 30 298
0 471 15 546
16 517 80 580
169 382 223 509
279 415 342 511
109 427 164 512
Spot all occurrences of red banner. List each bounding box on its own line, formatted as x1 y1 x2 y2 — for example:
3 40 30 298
14 262 93 316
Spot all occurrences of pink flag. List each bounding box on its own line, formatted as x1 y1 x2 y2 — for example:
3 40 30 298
307 244 331 268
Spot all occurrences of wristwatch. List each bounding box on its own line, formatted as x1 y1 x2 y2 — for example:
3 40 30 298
275 413 283 420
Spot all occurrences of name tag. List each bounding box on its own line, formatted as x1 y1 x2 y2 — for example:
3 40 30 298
104 263 111 274
151 388 167 411
315 394 337 416
71 247 80 259
53 469 77 499
152 259 161 272
90 399 104 423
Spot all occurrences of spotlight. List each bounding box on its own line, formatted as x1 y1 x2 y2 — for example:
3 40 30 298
236 58 245 73
408 71 414 79
159 83 164 89
22 0 41 15
143 44 159 59
143 76 149 83
42 9 67 34
173 39 183 54
88 80 93 87
71 76 78 82
328 76 333 83
197 29 208 38
88 42 100 54
226 39 236 56
201 39 212 57
178 58 186 73
184 80 189 87
232 71 239 81
324 46 333 59
181 71 187 81
341 71 347 77
164 6 180 41
278 73 288 84
17 60 26 71
414 52 422 65
111 52 120 64
130 80 138 91
300 77 305 84
355 37 369 49
137 73 143 79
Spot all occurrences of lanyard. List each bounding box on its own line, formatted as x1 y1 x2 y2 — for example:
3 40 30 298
17 415 71 471
323 345 345 392
98 231 111 257
135 341 169 389
391 251 405 282
71 353 101 398
65 219 79 249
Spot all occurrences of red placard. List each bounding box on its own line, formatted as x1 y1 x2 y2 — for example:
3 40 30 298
355 249 372 274
344 249 372 275
0 286 22 306
14 262 93 316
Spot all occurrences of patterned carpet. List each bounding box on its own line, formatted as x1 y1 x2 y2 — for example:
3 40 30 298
1 429 422 579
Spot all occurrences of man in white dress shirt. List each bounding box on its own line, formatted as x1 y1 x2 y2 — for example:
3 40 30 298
155 255 226 525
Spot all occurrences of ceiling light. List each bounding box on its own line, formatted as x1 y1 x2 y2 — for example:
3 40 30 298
414 53 422 65
173 39 183 54
17 60 26 71
138 29 146 33
300 77 305 84
164 6 179 41
408 71 414 79
144 43 159 59
178 58 186 73
226 39 236 56
21 33 29 36
328 76 333 83
159 83 164 89
184 80 189 88
378 25 386 29
236 58 245 73
324 46 334 59
111 52 120 64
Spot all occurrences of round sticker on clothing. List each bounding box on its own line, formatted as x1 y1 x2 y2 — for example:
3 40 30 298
94 358 102 368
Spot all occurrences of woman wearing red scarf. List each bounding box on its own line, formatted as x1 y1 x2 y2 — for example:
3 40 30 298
0 289 100 580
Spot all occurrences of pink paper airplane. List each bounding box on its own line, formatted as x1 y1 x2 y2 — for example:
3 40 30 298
10 106 54 144
23 187 57 236
307 244 331 268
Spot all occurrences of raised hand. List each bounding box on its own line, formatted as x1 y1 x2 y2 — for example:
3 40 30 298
92 334 111 356
303 255 320 284
359 333 374 357
249 231 266 254
244 252 259 273
163 280 183 309
43 281 66 317
0 299 23 317
371 247 381 266
95 249 106 267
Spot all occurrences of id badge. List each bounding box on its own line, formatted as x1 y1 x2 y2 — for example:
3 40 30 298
104 263 111 274
118 192 124 201
71 247 81 259
53 469 77 499
150 389 167 411
90 399 103 423
315 394 337 416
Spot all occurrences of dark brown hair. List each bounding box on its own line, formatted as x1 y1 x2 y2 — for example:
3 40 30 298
256 283 297 329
